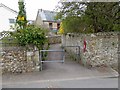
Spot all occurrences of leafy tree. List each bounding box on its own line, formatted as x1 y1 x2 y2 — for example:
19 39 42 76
62 16 86 33
16 0 27 29
55 2 120 33
55 2 85 19
84 2 120 32
55 2 86 33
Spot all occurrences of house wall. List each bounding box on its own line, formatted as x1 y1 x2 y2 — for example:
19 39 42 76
0 6 17 32
52 22 57 29
35 14 43 27
43 22 49 29
36 21 59 30
35 15 59 30
43 22 58 30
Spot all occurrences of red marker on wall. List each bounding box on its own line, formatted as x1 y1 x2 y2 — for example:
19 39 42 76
83 39 86 53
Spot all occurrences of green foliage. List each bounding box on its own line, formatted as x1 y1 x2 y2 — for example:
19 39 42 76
55 2 85 19
84 2 120 33
55 2 120 33
16 1 27 29
1 35 18 47
8 1 48 51
62 16 84 33
2 36 16 44
11 25 48 50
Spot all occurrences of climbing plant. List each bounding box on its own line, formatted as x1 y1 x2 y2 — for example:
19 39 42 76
16 0 27 29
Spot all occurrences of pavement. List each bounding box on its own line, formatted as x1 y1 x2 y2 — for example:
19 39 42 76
2 44 119 88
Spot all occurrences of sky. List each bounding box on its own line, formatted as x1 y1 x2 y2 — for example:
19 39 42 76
0 0 60 20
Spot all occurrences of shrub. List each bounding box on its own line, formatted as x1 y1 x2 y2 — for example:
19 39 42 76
11 25 48 50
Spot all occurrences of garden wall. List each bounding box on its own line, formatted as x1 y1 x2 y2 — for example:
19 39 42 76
48 35 61 44
1 45 39 74
62 32 119 69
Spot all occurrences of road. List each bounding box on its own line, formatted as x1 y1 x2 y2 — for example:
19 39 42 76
2 77 118 88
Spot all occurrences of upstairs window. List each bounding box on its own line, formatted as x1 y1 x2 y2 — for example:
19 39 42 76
9 19 15 23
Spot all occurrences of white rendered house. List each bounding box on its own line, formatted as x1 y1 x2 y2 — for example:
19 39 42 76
0 3 18 32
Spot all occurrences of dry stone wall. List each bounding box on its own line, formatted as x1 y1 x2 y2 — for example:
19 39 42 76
62 32 119 69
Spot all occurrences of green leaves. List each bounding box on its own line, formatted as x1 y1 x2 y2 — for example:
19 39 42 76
55 2 119 33
84 2 120 32
12 25 47 50
62 16 82 33
16 1 27 29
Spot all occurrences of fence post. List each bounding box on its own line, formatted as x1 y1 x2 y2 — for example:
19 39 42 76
78 46 80 62
39 50 42 71
61 46 65 63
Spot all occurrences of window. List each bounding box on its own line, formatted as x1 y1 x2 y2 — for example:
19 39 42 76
57 23 60 30
9 19 15 23
49 23 52 30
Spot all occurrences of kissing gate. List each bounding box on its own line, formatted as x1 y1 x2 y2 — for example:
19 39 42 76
39 46 80 71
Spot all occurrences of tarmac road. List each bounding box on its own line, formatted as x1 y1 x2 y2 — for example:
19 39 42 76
2 77 118 88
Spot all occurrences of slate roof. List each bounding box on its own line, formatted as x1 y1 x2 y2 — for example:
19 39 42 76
38 9 60 22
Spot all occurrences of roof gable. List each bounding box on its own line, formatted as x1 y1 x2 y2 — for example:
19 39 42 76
0 3 18 14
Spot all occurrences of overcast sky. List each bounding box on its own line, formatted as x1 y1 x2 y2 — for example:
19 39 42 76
0 0 60 20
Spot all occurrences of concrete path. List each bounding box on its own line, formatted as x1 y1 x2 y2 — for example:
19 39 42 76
2 44 118 88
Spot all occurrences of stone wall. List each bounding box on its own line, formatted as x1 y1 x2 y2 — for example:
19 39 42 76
1 46 39 74
48 35 61 44
62 32 119 69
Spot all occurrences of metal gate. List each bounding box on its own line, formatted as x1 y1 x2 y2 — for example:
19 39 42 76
39 45 80 71
39 49 65 71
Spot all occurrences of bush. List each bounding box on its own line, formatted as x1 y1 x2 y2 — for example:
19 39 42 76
11 25 48 50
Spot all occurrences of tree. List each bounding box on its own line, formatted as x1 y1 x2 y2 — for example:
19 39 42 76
16 0 27 29
55 2 86 33
55 2 85 19
11 0 48 50
55 2 120 33
84 2 120 32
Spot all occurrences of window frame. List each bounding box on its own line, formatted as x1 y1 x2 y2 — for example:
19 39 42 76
9 19 15 24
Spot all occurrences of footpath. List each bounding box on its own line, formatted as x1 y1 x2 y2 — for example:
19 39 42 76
2 44 118 88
